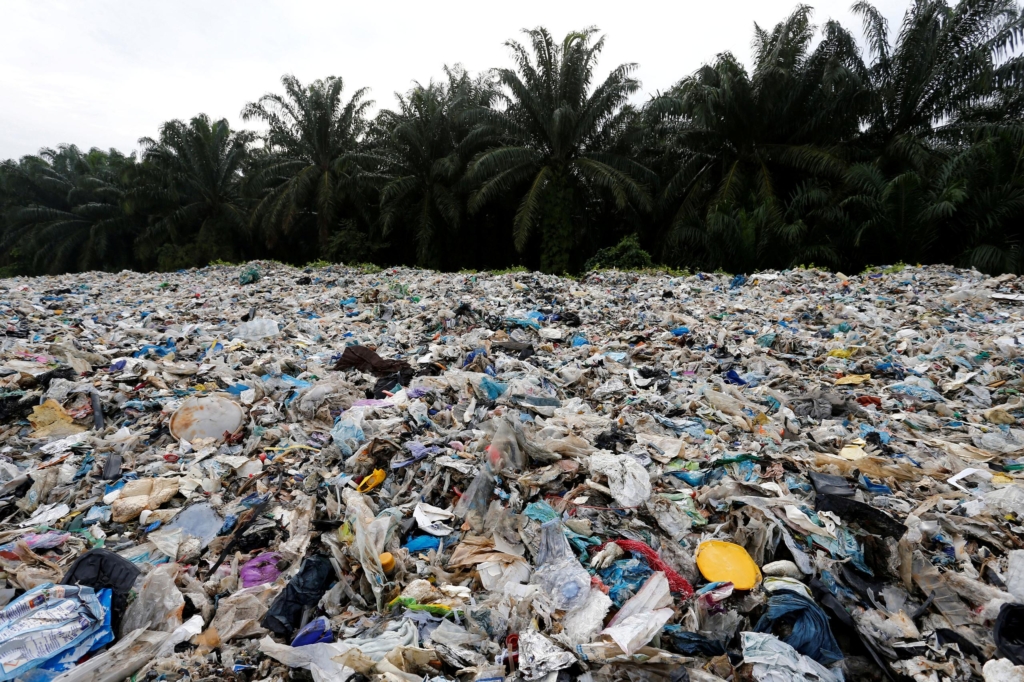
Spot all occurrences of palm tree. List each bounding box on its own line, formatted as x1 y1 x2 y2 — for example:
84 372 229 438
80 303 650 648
467 27 654 274
242 75 374 258
1 145 139 274
373 66 497 268
840 161 967 266
652 6 868 271
837 0 1024 270
942 130 1024 273
131 114 253 269
854 0 1024 172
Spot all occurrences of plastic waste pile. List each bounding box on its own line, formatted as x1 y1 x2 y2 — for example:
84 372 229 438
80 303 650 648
2 261 1024 681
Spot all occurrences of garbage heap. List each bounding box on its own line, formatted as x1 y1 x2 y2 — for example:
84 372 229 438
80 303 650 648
2 262 1024 682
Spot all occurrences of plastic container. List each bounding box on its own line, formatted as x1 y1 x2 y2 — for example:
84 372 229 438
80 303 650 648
169 395 244 442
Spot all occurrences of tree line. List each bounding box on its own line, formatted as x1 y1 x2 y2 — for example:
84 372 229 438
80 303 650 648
2 0 1022 276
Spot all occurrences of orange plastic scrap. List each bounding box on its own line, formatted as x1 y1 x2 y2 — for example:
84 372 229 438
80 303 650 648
695 540 762 590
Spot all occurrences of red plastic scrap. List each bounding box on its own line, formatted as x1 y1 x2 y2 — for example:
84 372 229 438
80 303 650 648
597 538 694 597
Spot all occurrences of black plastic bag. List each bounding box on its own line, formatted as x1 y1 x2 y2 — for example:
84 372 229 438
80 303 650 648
261 555 335 637
662 626 727 656
995 603 1024 665
815 493 907 539
61 548 141 632
808 472 855 497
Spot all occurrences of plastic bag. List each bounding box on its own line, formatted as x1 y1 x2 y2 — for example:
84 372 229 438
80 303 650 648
517 629 576 680
240 552 283 588
207 582 280 642
996 603 1024 665
742 631 840 682
485 418 525 473
1008 551 1024 603
48 628 174 682
259 636 356 682
561 588 612 646
0 584 108 682
342 488 393 609
645 496 692 541
262 555 334 638
119 563 184 636
600 572 674 655
588 450 651 508
662 626 727 656
429 619 485 647
231 318 279 341
292 616 334 646
453 467 494 533
27 589 114 680
911 552 972 626
331 413 366 457
238 265 261 285
530 519 591 611
61 549 140 633
754 589 843 665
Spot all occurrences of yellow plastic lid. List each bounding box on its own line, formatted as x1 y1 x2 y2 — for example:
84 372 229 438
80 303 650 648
379 551 395 574
356 468 386 493
695 540 762 590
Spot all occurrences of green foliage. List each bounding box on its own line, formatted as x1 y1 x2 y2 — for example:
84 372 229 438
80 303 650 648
489 266 528 275
2 3 1024 277
353 263 383 274
584 235 654 270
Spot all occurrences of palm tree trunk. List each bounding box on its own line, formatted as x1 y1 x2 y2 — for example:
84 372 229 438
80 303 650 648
540 173 573 274
318 217 331 255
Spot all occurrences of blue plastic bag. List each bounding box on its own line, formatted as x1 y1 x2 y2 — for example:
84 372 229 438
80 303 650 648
331 414 366 457
479 376 507 400
754 590 843 665
132 338 176 358
25 589 114 682
291 616 334 646
405 535 443 552
598 557 654 607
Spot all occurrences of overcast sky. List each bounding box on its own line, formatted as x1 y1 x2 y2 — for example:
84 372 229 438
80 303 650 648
0 0 909 160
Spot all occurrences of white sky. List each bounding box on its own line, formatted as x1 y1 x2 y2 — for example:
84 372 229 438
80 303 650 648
0 0 909 160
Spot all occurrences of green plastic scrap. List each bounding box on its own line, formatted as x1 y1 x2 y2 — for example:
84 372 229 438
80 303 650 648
239 266 261 285
388 596 460 617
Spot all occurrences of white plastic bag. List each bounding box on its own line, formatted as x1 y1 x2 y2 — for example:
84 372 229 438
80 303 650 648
600 572 673 654
589 450 651 508
120 563 184 636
